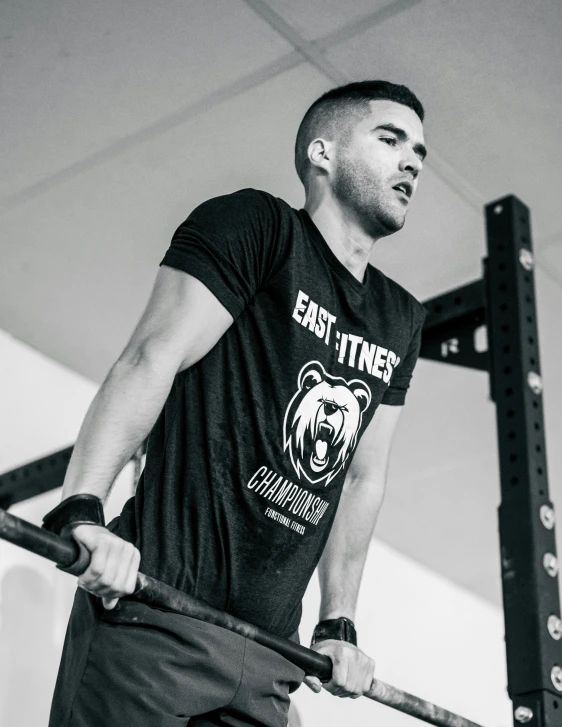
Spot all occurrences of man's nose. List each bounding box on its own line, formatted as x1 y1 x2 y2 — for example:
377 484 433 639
399 148 423 177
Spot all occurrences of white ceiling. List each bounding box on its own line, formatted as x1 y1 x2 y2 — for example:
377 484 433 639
1 0 561 606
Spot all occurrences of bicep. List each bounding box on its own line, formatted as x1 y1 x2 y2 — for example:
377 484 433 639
346 404 403 484
119 265 234 374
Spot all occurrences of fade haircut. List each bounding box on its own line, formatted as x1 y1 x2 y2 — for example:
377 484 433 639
294 80 424 185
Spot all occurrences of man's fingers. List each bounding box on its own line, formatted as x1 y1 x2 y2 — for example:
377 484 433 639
73 526 141 603
326 652 350 696
77 536 110 588
102 597 119 610
122 544 141 596
308 641 376 698
303 676 322 693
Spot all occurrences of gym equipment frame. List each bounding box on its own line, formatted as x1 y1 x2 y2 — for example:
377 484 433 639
0 194 558 726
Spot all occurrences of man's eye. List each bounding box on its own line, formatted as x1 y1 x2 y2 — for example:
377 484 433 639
381 137 397 146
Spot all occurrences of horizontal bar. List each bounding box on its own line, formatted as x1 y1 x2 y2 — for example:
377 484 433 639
0 446 73 508
422 279 486 332
0 508 486 727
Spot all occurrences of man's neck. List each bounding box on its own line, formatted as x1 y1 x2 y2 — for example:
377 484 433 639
303 195 379 284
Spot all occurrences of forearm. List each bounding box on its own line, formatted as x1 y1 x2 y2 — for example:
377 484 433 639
317 476 386 621
61 356 176 501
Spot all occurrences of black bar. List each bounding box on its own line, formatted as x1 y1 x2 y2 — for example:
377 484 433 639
0 438 148 509
420 279 488 371
0 446 73 509
0 508 486 727
485 195 562 724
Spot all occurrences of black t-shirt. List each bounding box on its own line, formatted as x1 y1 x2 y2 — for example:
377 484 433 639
116 188 426 638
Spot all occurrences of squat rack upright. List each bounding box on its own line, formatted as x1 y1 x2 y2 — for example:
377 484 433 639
420 194 560 727
0 194 558 727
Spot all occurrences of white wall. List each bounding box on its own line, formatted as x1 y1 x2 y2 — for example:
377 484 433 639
0 328 511 726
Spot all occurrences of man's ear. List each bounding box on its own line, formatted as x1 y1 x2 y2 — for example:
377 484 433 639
308 138 333 173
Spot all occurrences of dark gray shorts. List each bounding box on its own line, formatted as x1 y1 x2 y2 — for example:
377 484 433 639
49 589 305 727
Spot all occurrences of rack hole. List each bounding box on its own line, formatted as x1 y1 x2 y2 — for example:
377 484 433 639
504 345 511 353
511 477 519 485
504 366 512 375
536 444 542 452
528 336 535 344
498 263 506 271
538 468 543 475
507 409 515 418
535 422 541 431
509 454 518 463
505 388 514 397
499 283 507 293
508 431 516 440
454 296 462 305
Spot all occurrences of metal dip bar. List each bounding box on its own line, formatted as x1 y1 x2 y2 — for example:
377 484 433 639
0 507 485 727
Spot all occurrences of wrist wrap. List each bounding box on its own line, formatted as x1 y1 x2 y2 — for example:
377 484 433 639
42 494 105 538
311 617 357 646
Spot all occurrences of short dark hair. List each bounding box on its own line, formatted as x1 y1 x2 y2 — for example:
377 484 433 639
294 80 424 185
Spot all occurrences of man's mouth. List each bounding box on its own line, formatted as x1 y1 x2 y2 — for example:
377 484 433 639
392 181 413 202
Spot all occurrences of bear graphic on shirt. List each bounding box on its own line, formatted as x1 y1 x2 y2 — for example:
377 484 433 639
283 361 371 486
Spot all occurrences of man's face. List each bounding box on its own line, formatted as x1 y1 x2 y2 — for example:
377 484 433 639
331 100 426 237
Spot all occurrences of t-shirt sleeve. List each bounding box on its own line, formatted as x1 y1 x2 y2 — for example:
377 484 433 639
381 302 427 406
160 188 287 320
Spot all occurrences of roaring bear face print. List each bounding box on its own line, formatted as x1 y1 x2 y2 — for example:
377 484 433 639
283 361 372 486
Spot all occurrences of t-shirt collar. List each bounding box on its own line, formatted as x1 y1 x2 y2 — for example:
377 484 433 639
299 209 370 295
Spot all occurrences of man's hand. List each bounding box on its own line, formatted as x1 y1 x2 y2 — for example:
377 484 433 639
72 524 141 610
303 639 375 698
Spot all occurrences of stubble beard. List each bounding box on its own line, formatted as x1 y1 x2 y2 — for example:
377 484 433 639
332 154 406 238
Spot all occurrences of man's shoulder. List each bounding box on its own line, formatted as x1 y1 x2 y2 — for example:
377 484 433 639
210 187 293 213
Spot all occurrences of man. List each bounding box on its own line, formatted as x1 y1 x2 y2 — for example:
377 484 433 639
45 80 427 726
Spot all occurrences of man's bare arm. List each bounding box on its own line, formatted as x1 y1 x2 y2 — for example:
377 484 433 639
304 403 403 697
55 265 233 609
62 265 233 501
316 404 402 620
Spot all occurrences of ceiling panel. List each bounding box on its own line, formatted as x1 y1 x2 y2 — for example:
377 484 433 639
1 0 293 198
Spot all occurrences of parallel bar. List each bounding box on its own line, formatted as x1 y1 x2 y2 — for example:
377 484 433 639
0 507 486 727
